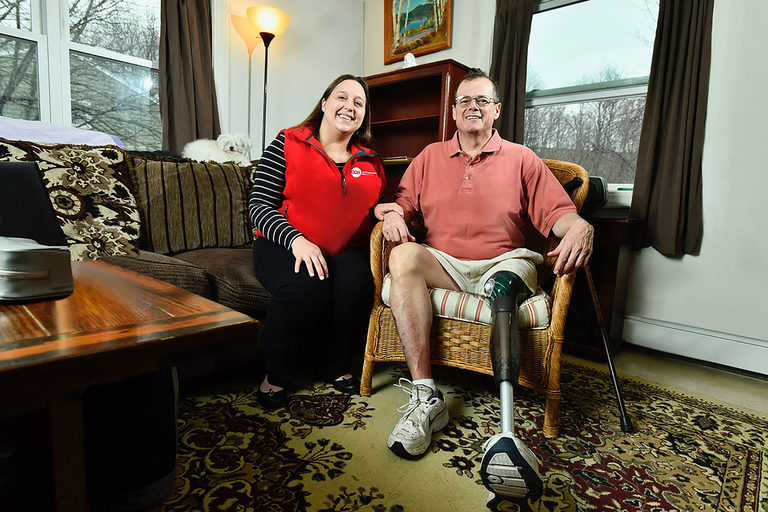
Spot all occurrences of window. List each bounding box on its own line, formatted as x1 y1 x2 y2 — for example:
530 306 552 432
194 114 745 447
0 0 161 150
524 0 659 194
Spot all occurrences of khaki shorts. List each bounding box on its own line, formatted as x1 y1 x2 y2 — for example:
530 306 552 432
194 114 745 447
424 245 543 296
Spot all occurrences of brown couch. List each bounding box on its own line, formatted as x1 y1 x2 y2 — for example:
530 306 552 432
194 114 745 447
0 137 268 372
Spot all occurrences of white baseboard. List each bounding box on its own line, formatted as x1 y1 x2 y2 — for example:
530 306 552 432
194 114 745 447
623 316 768 376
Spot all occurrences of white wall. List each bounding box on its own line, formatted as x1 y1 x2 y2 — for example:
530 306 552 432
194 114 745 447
212 0 364 157
622 0 768 374
211 0 768 374
363 0 495 77
212 0 494 154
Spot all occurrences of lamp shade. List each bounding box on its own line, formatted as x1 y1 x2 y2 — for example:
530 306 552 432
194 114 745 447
247 6 289 37
231 14 261 55
231 14 261 54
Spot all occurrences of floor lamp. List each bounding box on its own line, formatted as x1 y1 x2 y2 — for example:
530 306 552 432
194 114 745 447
231 14 261 160
247 6 289 154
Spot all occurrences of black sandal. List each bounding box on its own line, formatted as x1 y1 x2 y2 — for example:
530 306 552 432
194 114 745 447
327 375 360 394
256 387 288 409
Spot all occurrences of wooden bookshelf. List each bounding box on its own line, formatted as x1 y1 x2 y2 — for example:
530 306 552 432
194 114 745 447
365 59 470 160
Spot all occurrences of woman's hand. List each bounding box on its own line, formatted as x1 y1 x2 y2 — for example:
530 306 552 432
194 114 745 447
291 236 328 279
374 202 405 220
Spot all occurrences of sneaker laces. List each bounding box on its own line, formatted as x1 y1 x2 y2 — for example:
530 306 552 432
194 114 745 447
393 378 436 432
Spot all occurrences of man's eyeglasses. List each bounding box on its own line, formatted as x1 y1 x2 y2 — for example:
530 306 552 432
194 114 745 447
455 96 497 108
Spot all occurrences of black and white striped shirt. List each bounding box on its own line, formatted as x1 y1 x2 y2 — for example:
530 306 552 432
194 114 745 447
248 132 346 250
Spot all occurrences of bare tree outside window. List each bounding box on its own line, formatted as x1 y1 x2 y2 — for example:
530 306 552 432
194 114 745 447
70 51 159 150
525 67 646 184
0 0 161 150
69 0 159 62
0 0 31 30
525 0 659 184
0 34 38 119
68 0 160 150
525 96 645 184
0 1 36 118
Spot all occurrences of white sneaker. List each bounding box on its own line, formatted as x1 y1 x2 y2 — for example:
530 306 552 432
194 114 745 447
480 433 543 503
387 378 449 458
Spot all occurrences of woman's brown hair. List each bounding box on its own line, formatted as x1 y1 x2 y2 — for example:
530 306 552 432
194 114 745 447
296 74 373 147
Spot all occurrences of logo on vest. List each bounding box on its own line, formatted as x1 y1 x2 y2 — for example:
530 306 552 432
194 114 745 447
350 166 377 178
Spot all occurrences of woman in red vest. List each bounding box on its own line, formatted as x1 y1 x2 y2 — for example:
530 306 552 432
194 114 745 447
248 74 386 408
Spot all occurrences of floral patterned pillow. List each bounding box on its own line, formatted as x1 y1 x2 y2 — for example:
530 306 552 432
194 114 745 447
0 137 141 260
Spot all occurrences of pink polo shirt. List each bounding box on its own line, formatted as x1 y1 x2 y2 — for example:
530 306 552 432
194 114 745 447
395 130 576 261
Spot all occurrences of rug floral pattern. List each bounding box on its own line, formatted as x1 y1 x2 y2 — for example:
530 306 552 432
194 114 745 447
162 362 768 512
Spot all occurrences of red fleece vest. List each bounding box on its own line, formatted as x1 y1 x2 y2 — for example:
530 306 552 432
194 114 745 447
279 127 385 255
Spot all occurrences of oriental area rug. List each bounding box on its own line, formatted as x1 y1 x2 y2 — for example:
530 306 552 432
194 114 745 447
160 361 768 512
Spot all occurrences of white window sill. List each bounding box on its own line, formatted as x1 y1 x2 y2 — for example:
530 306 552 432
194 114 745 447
606 185 633 208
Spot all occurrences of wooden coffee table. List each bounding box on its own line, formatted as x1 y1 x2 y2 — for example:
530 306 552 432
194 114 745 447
0 260 259 512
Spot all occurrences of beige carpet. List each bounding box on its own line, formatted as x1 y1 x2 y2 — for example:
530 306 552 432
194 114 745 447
162 361 768 511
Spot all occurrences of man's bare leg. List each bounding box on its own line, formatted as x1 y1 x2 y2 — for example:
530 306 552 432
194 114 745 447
386 242 459 458
387 243 459 379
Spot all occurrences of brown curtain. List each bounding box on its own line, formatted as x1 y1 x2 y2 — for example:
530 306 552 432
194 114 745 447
160 0 220 153
489 0 535 143
630 0 714 257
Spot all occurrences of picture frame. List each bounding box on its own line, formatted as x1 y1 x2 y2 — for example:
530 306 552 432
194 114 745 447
384 0 453 65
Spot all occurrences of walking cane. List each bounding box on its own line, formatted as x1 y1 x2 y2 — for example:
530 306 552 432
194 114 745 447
583 265 633 433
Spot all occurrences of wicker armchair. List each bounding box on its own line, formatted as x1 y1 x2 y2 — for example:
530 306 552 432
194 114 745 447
360 159 589 438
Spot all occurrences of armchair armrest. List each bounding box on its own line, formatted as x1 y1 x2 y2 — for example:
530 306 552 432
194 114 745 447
547 270 577 335
369 221 395 308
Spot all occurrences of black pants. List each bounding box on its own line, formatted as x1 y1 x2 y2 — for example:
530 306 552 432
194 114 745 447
252 237 373 388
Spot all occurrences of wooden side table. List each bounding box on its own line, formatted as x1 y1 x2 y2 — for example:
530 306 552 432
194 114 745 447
0 261 259 512
564 211 641 360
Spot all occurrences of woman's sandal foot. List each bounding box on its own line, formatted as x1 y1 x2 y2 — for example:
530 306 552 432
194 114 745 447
327 375 360 394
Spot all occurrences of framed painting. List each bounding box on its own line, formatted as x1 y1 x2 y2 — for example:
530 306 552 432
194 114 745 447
384 0 453 65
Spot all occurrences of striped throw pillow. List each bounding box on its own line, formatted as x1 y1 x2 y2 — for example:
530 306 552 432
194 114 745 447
381 273 551 329
130 157 254 255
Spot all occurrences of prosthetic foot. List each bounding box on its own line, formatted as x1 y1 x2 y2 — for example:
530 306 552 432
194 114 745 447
480 272 543 508
481 432 543 507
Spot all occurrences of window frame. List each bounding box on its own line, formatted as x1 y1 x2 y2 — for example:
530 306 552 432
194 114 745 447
526 0 652 107
0 0 158 134
525 0 656 198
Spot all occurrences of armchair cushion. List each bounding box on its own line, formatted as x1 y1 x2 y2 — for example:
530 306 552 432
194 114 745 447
381 273 551 328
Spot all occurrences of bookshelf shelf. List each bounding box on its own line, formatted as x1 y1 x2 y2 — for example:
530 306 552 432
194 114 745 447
371 114 440 126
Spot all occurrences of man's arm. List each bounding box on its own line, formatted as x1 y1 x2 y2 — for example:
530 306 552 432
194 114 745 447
374 202 415 244
548 212 594 275
374 151 427 244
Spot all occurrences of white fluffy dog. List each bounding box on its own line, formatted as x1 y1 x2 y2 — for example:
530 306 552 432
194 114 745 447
182 133 252 166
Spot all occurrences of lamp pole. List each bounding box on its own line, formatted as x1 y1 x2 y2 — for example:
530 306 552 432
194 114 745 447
259 31 275 154
247 53 253 160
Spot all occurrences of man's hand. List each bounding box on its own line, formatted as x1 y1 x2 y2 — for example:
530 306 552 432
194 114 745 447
548 214 594 275
291 236 328 279
381 210 415 244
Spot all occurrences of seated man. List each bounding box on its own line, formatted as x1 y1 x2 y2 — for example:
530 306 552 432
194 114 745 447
373 68 593 504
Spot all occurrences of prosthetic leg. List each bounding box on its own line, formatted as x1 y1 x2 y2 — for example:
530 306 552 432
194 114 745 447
479 272 544 509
